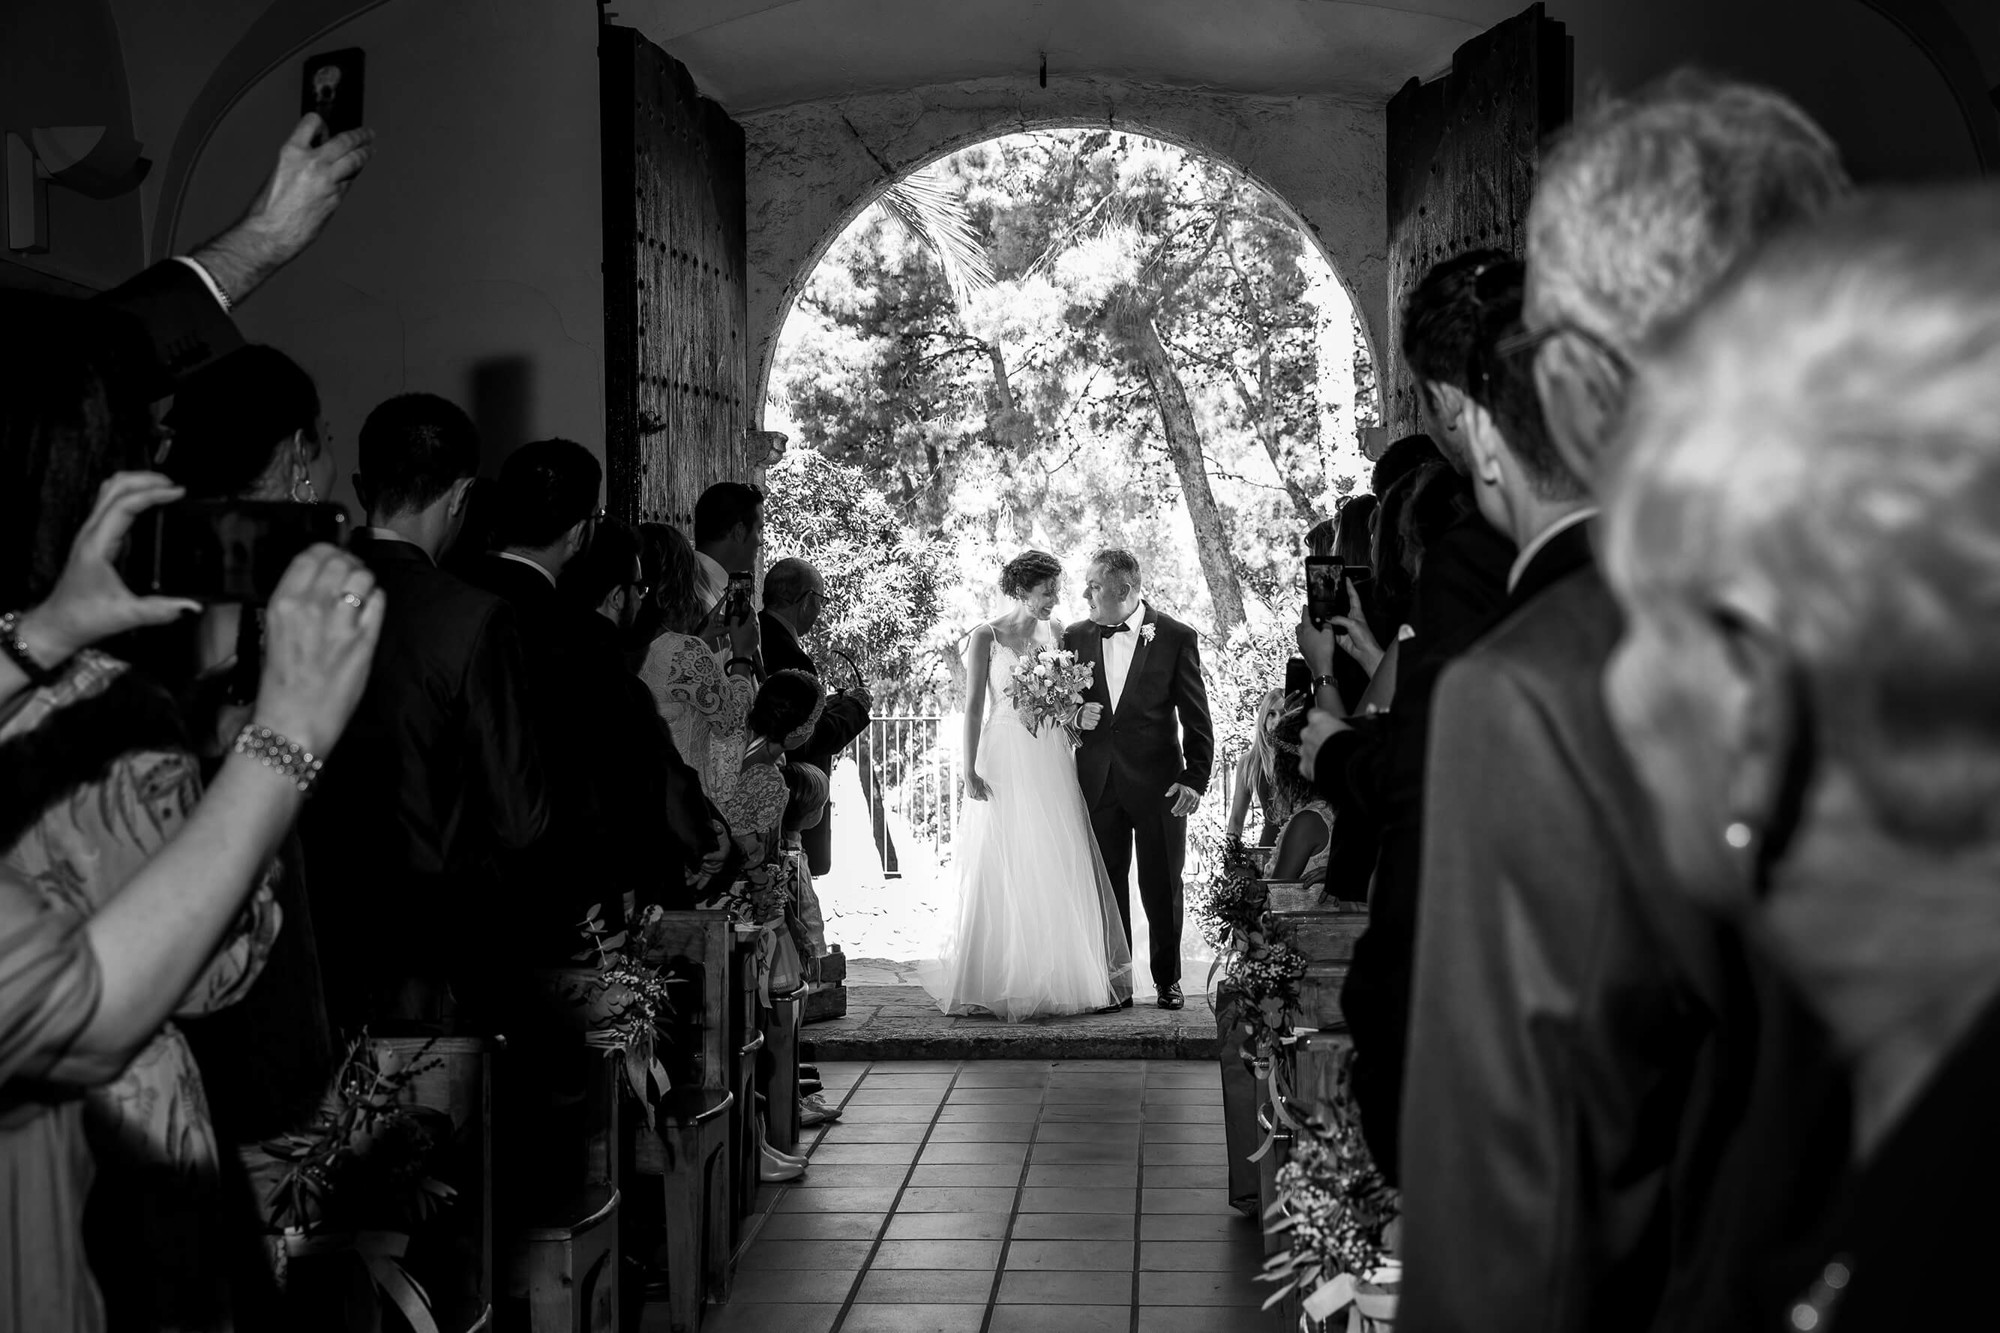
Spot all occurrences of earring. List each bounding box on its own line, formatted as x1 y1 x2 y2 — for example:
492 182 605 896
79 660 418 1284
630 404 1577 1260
1724 822 1754 851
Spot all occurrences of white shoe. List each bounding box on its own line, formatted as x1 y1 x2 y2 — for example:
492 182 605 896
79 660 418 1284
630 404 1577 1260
800 1095 842 1127
759 1144 805 1182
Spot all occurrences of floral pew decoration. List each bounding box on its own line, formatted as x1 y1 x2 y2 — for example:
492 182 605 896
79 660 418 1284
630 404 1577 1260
1259 1044 1401 1331
566 903 680 1128
262 1036 459 1333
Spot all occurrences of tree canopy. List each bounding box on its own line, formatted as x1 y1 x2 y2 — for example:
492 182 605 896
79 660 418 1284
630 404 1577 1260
767 129 1376 754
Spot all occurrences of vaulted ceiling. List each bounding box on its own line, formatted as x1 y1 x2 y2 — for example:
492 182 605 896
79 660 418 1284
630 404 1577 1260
624 0 1534 112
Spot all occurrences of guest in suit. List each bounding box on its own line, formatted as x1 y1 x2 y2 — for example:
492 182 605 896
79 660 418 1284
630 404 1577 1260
460 439 610 936
1301 417 1513 1177
300 393 550 1032
558 517 730 913
1388 75 1853 1333
758 557 873 876
1602 181 2000 1333
1066 548 1214 1008
691 482 765 626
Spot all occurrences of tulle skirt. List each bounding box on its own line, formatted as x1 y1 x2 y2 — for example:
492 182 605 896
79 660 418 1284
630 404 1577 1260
921 715 1134 1021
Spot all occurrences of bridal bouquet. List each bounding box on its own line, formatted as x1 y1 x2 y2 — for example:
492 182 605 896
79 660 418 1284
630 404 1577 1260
1011 645 1095 743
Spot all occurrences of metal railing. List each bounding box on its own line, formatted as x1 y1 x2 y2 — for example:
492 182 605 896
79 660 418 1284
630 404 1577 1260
847 714 961 876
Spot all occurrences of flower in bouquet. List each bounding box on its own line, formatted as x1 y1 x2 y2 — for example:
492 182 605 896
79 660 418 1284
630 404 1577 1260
1010 645 1095 743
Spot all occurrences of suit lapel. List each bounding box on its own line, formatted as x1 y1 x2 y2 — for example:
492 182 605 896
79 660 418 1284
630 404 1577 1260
1115 603 1157 719
1079 623 1111 711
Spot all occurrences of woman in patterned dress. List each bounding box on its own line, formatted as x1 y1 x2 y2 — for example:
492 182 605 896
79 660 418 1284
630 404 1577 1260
637 525 761 805
0 295 382 1332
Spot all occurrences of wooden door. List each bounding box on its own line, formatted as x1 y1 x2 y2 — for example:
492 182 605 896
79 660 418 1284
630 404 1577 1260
601 28 751 529
1384 3 1572 439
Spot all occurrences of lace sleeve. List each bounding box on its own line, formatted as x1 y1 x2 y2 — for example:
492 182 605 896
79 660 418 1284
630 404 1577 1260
646 633 753 737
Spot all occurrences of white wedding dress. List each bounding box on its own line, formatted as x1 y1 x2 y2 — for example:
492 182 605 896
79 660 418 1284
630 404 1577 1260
922 624 1135 1021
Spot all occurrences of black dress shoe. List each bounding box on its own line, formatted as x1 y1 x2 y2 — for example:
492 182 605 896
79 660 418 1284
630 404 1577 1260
1157 984 1185 1011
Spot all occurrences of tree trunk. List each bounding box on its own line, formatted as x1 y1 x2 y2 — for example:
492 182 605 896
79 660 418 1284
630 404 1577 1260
1128 314 1247 638
1252 343 1319 522
984 340 1038 541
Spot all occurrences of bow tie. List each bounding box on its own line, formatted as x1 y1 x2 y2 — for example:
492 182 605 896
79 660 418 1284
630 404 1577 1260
1099 623 1132 638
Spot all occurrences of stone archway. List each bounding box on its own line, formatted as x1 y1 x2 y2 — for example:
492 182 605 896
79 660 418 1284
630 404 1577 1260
741 74 1389 433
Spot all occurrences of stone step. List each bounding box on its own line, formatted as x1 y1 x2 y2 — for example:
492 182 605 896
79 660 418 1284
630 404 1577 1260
800 983 1222 1062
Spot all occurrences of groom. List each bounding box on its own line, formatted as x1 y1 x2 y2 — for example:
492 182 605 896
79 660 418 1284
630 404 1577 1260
1068 548 1214 1009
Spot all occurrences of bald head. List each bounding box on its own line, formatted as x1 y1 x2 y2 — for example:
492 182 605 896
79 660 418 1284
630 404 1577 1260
764 556 827 633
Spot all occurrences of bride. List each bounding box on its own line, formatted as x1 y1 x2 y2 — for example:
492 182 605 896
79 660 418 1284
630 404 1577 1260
923 551 1134 1020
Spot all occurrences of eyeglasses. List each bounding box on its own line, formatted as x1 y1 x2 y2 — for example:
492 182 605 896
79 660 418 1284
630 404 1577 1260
1496 320 1635 383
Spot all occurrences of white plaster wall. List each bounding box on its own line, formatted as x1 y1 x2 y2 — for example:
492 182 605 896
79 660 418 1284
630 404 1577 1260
173 0 604 515
740 75 1386 420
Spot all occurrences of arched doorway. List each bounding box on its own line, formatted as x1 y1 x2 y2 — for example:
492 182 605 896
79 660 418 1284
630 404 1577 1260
760 127 1374 989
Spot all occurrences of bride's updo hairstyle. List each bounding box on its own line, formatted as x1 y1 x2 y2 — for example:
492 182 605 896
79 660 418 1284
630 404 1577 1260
1000 550 1063 599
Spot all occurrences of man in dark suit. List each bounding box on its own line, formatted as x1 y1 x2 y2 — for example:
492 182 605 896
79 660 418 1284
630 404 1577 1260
460 439 610 940
1302 408 1513 1180
1066 549 1214 1009
300 392 549 1034
758 557 873 876
1389 76 1853 1333
559 518 732 912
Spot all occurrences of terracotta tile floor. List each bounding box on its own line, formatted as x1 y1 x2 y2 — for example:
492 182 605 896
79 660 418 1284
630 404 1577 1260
669 1059 1282 1333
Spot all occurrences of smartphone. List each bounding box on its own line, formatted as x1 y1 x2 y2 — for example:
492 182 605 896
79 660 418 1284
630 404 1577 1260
725 572 756 626
121 501 349 604
1305 556 1347 627
301 48 365 144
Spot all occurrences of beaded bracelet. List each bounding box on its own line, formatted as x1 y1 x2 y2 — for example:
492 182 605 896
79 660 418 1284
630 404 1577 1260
232 723 323 795
0 611 59 687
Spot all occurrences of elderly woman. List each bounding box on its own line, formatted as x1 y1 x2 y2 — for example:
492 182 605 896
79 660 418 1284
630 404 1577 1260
1601 185 2000 1331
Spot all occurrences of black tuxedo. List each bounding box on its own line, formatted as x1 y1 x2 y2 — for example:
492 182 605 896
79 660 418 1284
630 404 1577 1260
1063 604 1214 990
759 611 871 875
1397 519 1847 1333
300 533 550 1030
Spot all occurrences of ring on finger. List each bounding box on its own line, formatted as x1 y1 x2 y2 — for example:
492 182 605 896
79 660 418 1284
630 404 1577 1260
339 590 365 610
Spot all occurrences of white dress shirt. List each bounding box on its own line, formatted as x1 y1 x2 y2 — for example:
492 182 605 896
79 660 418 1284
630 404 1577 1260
1505 507 1599 594
495 549 557 589
694 550 730 617
1102 602 1148 710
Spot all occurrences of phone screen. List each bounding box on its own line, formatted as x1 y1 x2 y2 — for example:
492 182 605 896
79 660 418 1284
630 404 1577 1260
726 573 756 624
301 48 366 143
1305 557 1347 626
121 501 349 604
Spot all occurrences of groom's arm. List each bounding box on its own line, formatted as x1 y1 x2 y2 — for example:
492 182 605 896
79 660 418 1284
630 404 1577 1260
1172 630 1215 794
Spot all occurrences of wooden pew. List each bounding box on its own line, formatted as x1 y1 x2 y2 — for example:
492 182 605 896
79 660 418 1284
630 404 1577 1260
1253 897 1368 1263
503 1045 621 1332
368 1036 495 1333
637 911 740 1333
726 924 764 1235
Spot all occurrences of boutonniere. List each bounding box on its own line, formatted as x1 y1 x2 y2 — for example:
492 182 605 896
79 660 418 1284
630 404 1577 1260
1139 623 1157 645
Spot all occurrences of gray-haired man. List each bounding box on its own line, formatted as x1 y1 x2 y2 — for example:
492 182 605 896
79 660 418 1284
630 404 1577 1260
1065 549 1214 1009
1397 71 1854 1333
